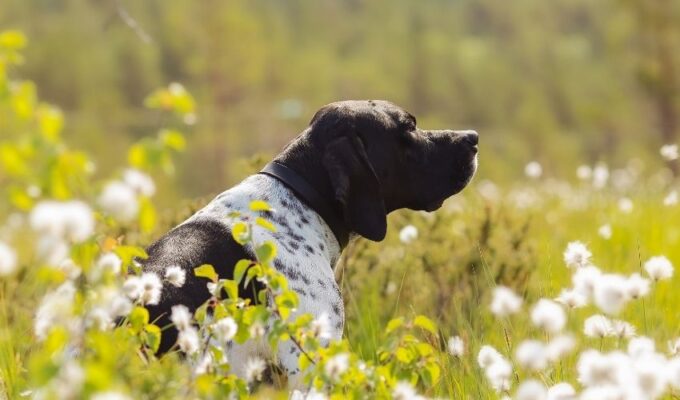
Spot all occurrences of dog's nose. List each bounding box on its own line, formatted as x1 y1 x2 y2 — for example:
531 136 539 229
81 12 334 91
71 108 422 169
457 130 478 147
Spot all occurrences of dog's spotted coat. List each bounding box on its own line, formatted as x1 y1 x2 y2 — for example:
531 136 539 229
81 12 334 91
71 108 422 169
185 174 343 383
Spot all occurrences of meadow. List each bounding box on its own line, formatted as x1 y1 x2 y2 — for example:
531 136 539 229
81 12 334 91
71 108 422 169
3 26 680 399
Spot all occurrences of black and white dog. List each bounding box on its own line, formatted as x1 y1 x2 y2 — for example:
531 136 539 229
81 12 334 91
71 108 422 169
142 100 478 385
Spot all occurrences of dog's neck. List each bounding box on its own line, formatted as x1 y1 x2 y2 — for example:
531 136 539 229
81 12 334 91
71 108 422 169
259 162 349 249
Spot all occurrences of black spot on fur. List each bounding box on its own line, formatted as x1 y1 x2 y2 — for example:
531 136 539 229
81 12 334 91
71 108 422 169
301 275 311 285
288 241 300 250
303 244 315 254
317 279 327 288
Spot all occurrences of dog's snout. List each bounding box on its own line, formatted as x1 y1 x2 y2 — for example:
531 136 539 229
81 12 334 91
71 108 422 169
458 130 478 147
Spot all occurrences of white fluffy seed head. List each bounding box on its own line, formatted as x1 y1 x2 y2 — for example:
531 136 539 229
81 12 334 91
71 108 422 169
525 161 543 179
213 317 237 343
572 265 602 300
98 182 139 223
164 266 186 288
644 256 674 282
177 327 200 354
515 340 548 371
515 379 547 400
30 200 94 243
564 241 592 269
555 288 587 309
598 224 612 240
628 336 656 359
447 336 465 358
490 286 523 317
583 314 613 338
170 305 192 331
399 225 418 244
122 168 156 197
593 274 630 315
139 273 162 305
547 334 576 362
0 241 18 276
546 382 575 400
310 312 332 340
531 299 566 334
324 353 350 381
661 144 679 161
478 345 504 369
625 273 650 300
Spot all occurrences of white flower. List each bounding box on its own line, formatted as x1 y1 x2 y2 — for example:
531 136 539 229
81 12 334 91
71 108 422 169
555 288 587 309
36 235 69 265
661 144 679 161
634 353 668 399
598 224 612 240
393 381 423 400
109 295 133 317
583 315 613 338
324 353 349 381
515 340 548 371
213 317 237 342
490 286 523 317
531 299 566 333
665 190 678 206
123 168 156 197
93 253 122 281
610 319 636 339
525 161 543 179
668 357 680 389
572 265 602 299
628 336 655 359
546 334 576 362
177 327 200 354
593 273 629 315
515 379 547 400
249 321 265 338
139 273 163 305
577 165 593 181
592 164 609 189
171 305 192 331
0 241 18 276
87 307 113 331
399 225 418 244
30 200 94 242
34 281 76 340
625 273 650 299
310 312 332 340
644 256 674 281
577 349 621 387
618 197 633 213
547 382 575 400
193 352 214 375
245 358 267 383
122 276 143 300
478 345 504 369
98 181 139 223
164 266 186 288
563 241 592 269
57 258 81 280
447 336 464 357
485 357 513 393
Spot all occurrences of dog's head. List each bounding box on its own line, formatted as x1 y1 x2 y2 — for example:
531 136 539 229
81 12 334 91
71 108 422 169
280 100 478 242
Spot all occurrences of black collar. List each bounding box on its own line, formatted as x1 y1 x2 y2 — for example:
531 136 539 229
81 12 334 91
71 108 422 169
259 162 349 248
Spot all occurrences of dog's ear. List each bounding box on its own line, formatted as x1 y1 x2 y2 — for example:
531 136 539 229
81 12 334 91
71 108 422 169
322 134 387 241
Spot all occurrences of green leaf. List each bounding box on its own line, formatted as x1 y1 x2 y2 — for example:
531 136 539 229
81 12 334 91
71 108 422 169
249 200 273 212
413 315 438 335
255 241 277 264
222 279 239 300
233 259 252 285
129 306 149 332
385 317 404 335
255 217 277 232
144 324 162 353
422 362 441 386
160 129 186 151
395 347 414 364
194 264 218 282
0 30 27 50
138 196 157 234
231 222 249 245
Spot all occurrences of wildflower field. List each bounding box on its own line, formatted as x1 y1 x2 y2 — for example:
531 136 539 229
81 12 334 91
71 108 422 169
3 29 680 400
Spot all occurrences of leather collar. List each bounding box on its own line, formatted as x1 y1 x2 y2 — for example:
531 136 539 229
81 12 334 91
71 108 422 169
259 162 349 248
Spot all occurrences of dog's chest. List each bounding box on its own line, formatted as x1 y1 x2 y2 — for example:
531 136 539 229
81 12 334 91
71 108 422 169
185 175 342 313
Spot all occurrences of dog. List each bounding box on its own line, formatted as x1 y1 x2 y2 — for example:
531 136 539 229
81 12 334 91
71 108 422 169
142 100 478 385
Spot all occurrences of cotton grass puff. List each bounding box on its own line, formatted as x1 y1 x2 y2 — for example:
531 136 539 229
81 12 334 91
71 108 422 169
563 241 592 269
170 305 192 331
583 314 613 338
618 197 633 213
627 336 656 359
644 256 674 282
598 224 612 240
555 288 587 309
610 319 636 339
0 240 18 276
593 273 630 315
531 299 566 334
634 353 669 399
625 273 650 299
515 379 547 400
164 266 186 288
592 164 609 189
177 327 200 354
661 144 679 161
447 336 464 358
577 165 592 181
515 340 548 371
34 281 76 340
665 190 678 206
668 339 680 356
30 200 94 243
577 349 623 387
310 312 332 340
98 181 139 223
490 286 523 317
122 168 156 197
244 357 267 383
213 317 237 342
485 357 513 393
393 381 423 400
546 382 576 400
92 253 122 281
524 161 543 179
399 225 418 244
478 345 504 369
137 273 162 305
324 353 349 381
572 265 603 299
